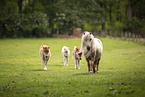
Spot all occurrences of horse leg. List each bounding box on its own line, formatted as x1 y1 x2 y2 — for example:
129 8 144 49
93 65 95 73
93 60 97 73
97 58 100 73
66 58 68 66
91 57 95 73
86 58 92 75
78 60 80 69
74 60 77 69
43 60 47 70
76 60 78 69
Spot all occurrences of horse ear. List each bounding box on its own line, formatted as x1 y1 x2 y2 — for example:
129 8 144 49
78 52 82 56
76 47 80 51
48 46 50 49
90 32 92 35
84 32 85 35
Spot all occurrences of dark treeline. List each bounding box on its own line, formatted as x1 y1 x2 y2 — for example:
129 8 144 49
0 0 145 38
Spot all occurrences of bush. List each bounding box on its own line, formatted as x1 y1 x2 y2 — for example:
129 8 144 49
140 19 145 37
123 17 145 37
108 21 125 33
124 17 142 34
32 27 49 38
0 11 50 38
0 13 23 38
0 1 23 38
22 11 50 38
83 23 92 31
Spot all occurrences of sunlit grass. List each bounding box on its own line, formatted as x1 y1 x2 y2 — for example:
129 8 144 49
0 38 145 97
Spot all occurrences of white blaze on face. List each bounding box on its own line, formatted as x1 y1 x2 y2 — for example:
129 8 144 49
81 31 94 55
62 46 70 58
43 51 49 59
64 48 69 57
73 46 82 60
43 46 50 59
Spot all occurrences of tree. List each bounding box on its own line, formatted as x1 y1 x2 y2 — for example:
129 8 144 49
0 0 145 38
79 0 105 32
18 0 23 14
128 0 132 20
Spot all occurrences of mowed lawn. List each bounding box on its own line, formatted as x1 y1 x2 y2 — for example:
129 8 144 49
0 38 145 97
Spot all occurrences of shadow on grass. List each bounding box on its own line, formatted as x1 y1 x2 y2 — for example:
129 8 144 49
73 72 89 76
49 64 63 67
32 69 45 71
73 72 102 76
32 64 63 71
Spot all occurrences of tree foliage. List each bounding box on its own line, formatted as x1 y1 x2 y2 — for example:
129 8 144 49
0 0 145 38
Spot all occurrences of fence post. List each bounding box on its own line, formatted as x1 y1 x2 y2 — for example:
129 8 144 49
133 33 135 41
139 35 141 43
129 33 131 40
121 32 123 38
115 32 117 38
57 28 59 38
136 35 138 42
136 35 139 42
67 32 69 39
109 31 112 38
125 32 127 40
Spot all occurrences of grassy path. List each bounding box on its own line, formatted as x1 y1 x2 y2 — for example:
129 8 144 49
0 38 145 97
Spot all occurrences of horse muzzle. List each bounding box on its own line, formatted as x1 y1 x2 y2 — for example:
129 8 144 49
87 46 90 51
45 55 49 59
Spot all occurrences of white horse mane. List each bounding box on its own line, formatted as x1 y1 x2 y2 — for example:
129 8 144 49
80 31 103 74
81 31 103 59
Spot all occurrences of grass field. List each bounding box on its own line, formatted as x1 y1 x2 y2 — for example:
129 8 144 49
0 38 145 97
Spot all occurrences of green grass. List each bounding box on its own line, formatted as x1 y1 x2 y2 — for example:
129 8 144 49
0 38 145 97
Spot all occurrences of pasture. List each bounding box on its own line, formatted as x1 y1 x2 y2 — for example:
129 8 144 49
0 38 145 97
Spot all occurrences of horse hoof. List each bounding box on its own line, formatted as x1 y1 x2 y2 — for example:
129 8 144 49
88 71 92 75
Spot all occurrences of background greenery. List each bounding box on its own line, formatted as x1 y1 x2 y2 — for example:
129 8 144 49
0 38 145 97
0 0 145 38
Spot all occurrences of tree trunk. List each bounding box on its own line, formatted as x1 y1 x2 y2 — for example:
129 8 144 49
128 0 132 20
18 0 23 14
109 4 112 22
49 0 55 35
102 22 106 32
117 0 121 21
49 18 54 35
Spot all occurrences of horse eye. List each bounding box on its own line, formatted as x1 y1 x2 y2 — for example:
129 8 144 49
90 38 92 41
